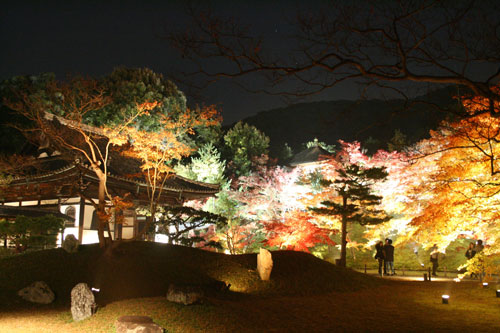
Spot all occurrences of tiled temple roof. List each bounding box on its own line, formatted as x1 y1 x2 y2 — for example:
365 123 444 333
289 146 332 167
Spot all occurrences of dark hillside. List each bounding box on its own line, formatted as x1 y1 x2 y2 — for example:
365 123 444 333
240 87 460 156
0 241 381 309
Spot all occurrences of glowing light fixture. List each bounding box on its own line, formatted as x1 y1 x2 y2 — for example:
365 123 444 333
496 290 500 298
91 287 100 292
442 295 449 304
482 282 489 288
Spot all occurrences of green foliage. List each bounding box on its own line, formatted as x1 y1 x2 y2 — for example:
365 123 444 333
1 68 191 134
277 142 293 164
156 206 227 245
363 136 382 154
175 142 226 185
297 168 325 193
0 215 64 250
305 138 336 153
193 122 224 148
387 129 409 152
312 164 390 226
87 67 187 130
0 74 57 154
223 121 270 176
0 73 56 103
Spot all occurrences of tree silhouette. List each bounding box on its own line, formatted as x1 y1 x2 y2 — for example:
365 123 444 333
171 1 500 117
310 160 390 267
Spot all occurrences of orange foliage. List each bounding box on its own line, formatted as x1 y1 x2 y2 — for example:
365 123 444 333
265 210 336 253
109 103 220 175
105 102 221 239
400 91 500 253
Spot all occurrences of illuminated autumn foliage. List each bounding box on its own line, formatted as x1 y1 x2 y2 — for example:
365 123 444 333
401 113 500 252
106 103 220 240
265 210 336 253
394 88 500 277
309 141 391 266
3 76 221 247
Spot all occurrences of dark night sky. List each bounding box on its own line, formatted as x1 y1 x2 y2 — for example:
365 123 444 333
0 0 361 125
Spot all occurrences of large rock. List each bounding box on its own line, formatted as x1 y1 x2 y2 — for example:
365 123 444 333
115 315 164 333
166 284 203 305
71 283 96 321
62 234 79 253
17 281 55 304
257 248 273 281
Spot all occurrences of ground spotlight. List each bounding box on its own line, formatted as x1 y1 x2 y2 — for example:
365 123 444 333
442 295 449 304
482 282 488 288
496 290 500 298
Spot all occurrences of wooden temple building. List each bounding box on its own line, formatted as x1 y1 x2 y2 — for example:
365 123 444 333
0 113 219 245
1 162 219 244
289 141 333 170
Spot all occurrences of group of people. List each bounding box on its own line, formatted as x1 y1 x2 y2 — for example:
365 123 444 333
465 240 484 278
375 239 485 278
430 239 484 277
374 239 395 276
465 239 484 260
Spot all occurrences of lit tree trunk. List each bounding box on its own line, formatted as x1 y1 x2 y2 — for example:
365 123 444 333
339 195 348 268
93 167 108 248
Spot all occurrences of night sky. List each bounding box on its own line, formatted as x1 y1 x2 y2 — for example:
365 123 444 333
1 0 359 125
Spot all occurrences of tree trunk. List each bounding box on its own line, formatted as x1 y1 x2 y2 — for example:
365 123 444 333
96 170 108 248
340 196 348 267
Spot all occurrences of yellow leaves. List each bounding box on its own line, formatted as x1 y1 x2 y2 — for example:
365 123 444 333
136 101 161 114
402 111 500 251
461 85 500 115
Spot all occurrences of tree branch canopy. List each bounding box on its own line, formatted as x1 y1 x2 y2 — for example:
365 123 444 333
170 1 500 114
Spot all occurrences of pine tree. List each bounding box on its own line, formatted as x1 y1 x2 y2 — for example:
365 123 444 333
310 162 390 267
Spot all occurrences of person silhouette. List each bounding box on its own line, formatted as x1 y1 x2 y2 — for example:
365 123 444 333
384 239 395 276
430 244 439 277
374 241 385 276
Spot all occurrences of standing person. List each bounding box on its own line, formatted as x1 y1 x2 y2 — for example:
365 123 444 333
475 239 484 252
384 239 395 276
465 242 477 278
374 241 385 276
465 242 476 260
430 244 439 276
475 240 485 280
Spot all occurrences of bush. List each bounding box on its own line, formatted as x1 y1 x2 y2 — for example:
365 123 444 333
0 215 64 251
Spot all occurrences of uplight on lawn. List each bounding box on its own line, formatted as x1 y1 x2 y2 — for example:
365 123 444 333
482 282 489 288
442 295 450 304
496 290 500 298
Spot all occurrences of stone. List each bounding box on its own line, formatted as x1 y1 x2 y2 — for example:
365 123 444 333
115 316 164 333
257 248 273 281
71 283 96 321
17 281 55 304
62 234 79 253
166 284 203 305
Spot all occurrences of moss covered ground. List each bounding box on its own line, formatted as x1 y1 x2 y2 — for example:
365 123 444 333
0 241 498 332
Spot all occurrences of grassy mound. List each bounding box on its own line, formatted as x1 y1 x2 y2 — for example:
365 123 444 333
0 241 381 308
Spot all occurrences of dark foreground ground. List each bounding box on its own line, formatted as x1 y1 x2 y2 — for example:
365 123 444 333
0 242 498 332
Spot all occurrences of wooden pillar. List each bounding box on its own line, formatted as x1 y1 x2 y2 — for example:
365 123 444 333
133 203 138 238
57 196 63 245
37 185 41 206
78 196 85 244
